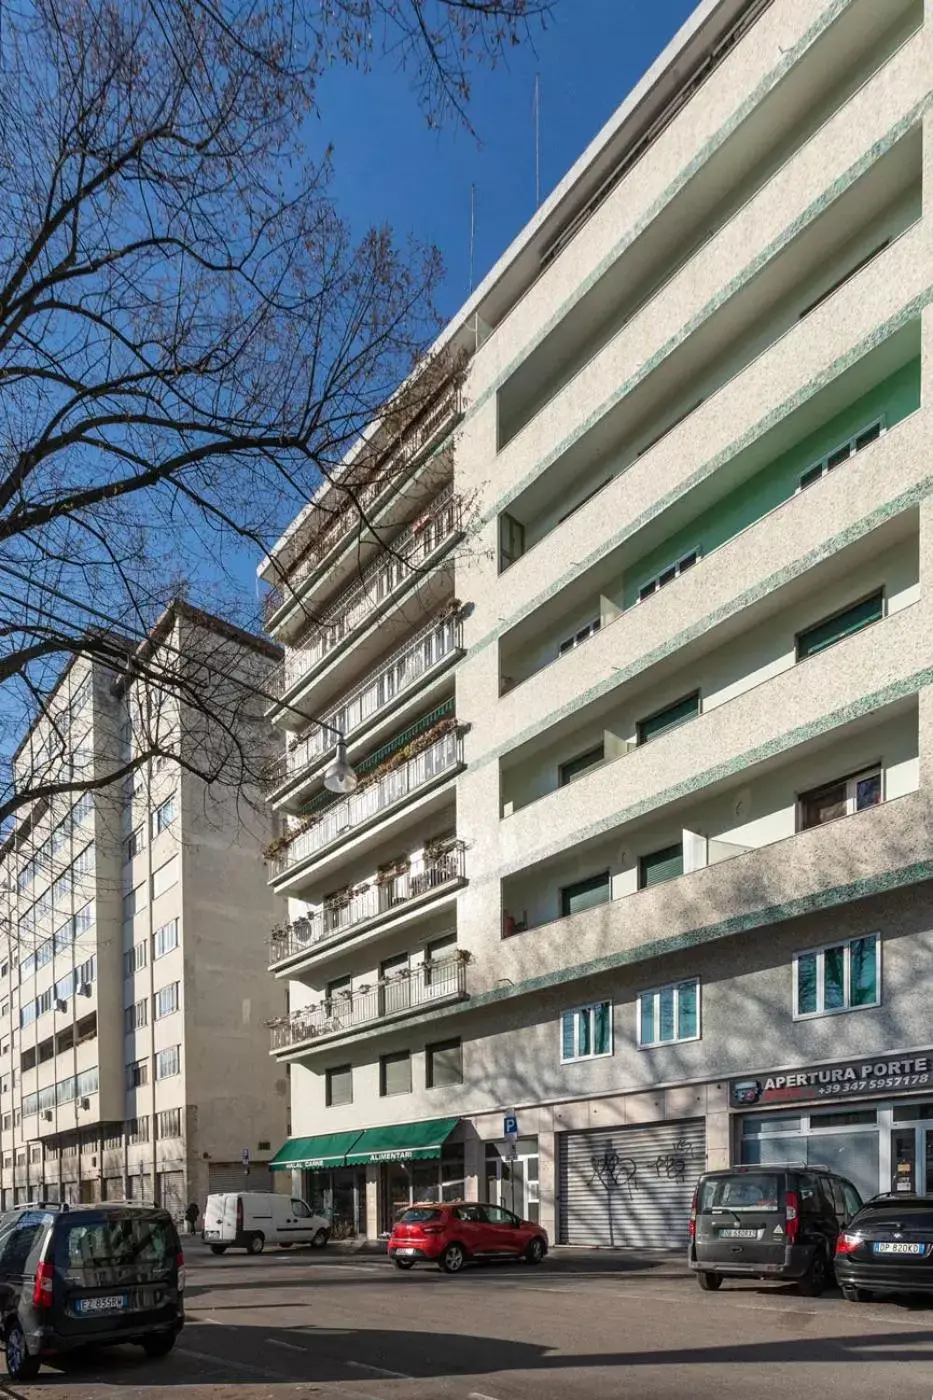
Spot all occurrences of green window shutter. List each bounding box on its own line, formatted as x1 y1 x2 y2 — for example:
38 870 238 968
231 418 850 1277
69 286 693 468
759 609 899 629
639 843 684 889
559 744 604 786
637 692 700 745
560 871 611 917
796 592 883 661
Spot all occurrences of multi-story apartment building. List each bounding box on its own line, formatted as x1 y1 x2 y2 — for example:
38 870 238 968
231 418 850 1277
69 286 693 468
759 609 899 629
266 0 933 1247
0 601 286 1215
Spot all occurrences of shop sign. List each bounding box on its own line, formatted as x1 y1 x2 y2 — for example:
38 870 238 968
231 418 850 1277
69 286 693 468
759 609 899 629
369 1149 415 1163
731 1053 932 1108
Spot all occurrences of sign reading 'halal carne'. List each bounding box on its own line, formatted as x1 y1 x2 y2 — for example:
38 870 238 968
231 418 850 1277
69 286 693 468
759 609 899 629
731 1055 933 1108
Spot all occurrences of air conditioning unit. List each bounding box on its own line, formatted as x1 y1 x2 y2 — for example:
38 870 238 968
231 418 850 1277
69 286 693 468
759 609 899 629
55 998 67 1013
78 984 92 998
80 1097 91 1110
42 1111 52 1122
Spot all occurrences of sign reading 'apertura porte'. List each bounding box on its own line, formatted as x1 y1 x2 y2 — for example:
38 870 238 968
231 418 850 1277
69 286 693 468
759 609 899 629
731 1054 933 1108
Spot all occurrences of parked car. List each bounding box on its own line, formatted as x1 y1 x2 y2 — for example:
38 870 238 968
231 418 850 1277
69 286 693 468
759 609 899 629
0 1201 184 1381
835 1192 933 1301
688 1164 862 1294
388 1202 548 1274
202 1192 330 1254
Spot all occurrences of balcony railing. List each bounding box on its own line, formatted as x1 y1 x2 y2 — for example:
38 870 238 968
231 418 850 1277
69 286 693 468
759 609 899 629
264 613 461 797
268 844 466 966
263 385 462 628
267 488 462 701
270 949 468 1050
270 729 462 878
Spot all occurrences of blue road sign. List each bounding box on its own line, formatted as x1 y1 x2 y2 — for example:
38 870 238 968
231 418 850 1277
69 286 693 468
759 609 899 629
503 1114 518 1138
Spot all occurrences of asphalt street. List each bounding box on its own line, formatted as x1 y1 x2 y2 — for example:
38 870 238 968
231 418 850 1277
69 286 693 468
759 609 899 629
6 1242 933 1399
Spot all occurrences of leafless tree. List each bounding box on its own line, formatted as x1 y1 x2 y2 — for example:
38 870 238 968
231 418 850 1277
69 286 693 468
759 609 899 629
0 0 552 827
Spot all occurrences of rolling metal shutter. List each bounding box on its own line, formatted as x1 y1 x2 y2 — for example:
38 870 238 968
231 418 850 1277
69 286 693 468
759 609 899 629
208 1163 274 1197
158 1171 186 1220
558 1119 706 1248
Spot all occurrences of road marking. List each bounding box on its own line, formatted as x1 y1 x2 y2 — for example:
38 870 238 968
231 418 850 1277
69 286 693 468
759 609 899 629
176 1342 296 1381
268 1338 308 1352
468 1393 503 1400
347 1359 413 1380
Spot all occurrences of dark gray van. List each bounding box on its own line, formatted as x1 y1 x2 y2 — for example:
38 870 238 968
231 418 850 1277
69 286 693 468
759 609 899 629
688 1165 862 1294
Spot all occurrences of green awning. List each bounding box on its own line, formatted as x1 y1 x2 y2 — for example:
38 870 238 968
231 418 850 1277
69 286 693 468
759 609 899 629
345 1117 460 1166
269 1130 364 1171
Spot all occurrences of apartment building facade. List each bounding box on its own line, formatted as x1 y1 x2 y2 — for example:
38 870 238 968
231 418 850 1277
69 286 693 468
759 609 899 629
0 602 286 1215
267 0 933 1247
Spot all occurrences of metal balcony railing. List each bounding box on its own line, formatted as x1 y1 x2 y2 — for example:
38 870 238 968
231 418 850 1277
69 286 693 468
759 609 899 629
270 730 462 877
270 949 468 1050
263 385 462 628
267 489 461 701
268 844 466 966
263 613 461 796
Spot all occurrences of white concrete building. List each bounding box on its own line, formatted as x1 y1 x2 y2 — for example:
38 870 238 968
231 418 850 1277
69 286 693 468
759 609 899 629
264 0 933 1247
0 602 286 1217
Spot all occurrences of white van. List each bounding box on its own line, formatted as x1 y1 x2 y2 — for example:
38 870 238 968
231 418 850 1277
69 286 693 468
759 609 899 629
202 1192 331 1254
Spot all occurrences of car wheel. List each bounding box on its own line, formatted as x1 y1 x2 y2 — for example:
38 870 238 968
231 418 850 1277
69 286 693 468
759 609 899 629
209 1244 227 1255
797 1249 828 1297
142 1332 177 1359
311 1229 329 1249
524 1238 546 1265
841 1285 872 1303
697 1272 723 1291
440 1242 467 1275
247 1233 265 1255
5 1320 40 1380
394 1258 415 1271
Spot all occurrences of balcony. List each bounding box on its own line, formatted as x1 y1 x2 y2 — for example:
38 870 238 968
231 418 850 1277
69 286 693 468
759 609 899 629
269 728 463 883
264 612 462 803
269 843 466 972
270 949 469 1055
267 487 462 709
263 384 462 632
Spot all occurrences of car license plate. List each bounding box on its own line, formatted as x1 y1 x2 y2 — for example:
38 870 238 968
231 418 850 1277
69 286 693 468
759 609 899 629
204 1229 220 1239
873 1242 925 1255
395 1247 416 1256
76 1294 129 1313
718 1228 758 1239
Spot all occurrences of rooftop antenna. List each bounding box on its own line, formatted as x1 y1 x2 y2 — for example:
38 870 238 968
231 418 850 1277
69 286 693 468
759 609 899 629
469 182 476 295
534 72 541 210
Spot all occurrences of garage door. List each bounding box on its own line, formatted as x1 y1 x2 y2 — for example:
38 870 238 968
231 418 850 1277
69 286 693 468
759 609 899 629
208 1164 274 1196
558 1119 706 1248
158 1171 186 1219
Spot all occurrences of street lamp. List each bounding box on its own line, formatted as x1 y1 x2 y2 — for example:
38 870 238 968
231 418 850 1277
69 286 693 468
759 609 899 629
323 733 358 795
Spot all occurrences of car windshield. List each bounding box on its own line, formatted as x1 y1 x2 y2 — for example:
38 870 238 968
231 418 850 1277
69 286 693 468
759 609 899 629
699 1175 782 1212
61 1217 174 1272
398 1208 444 1224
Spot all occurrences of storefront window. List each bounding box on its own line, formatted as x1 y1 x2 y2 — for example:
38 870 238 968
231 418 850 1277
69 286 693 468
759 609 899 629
740 1114 879 1201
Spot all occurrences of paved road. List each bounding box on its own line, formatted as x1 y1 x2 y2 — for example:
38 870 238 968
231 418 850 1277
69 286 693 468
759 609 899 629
7 1243 933 1398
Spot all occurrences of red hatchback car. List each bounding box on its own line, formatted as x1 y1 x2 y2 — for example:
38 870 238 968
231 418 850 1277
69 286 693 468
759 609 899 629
388 1202 548 1274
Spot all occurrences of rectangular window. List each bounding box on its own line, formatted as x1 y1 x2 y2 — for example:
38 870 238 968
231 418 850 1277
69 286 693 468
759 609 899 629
126 1116 149 1145
426 1039 463 1088
123 826 145 862
124 999 147 1034
151 795 177 838
379 1050 412 1097
560 871 611 918
123 883 147 922
558 618 600 657
153 919 179 959
558 743 604 787
794 934 880 1018
156 1108 182 1139
637 549 699 602
499 512 526 571
797 418 885 491
155 1045 180 1080
561 1002 612 1062
796 591 884 661
123 942 148 978
799 767 882 830
154 983 179 1020
325 1065 353 1107
636 691 701 746
126 1060 148 1089
638 979 700 1047
152 856 178 899
638 843 684 889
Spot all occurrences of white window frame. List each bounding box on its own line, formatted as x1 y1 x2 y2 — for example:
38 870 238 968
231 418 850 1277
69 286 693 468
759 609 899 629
636 548 700 604
796 417 886 493
154 983 179 1020
560 1001 613 1064
792 933 881 1021
558 618 600 657
151 794 177 838
637 978 701 1049
153 918 179 959
155 1045 180 1080
797 766 883 831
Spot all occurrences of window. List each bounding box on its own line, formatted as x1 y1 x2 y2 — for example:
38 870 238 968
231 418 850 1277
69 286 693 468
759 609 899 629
124 999 147 1034
151 795 177 838
638 979 700 1047
561 1002 612 1062
126 1059 148 1089
558 744 604 787
155 1045 180 1080
291 1198 312 1218
156 1108 182 1139
499 512 526 570
798 419 884 491
325 1064 353 1107
123 883 147 921
794 934 880 1018
379 1050 411 1097
636 691 700 746
799 767 881 830
798 240 890 320
123 941 148 978
127 1116 150 1144
123 825 146 862
638 843 684 889
28 1144 41 1164
154 983 179 1020
796 591 884 661
558 618 600 657
637 549 699 602
153 919 179 959
152 856 178 899
560 871 610 918
426 1039 463 1088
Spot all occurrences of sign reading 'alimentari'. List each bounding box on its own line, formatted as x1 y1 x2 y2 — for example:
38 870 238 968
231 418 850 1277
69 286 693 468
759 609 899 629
731 1054 932 1108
